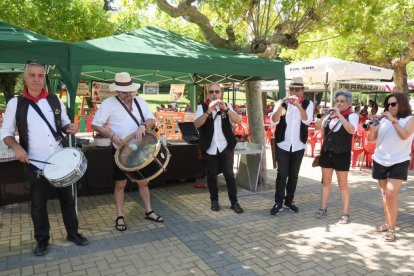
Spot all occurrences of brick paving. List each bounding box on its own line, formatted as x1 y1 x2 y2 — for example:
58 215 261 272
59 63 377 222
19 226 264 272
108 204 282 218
1 146 414 275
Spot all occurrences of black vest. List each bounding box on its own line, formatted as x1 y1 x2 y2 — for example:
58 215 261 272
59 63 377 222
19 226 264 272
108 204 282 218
275 99 310 144
198 103 237 152
15 94 62 151
323 115 353 153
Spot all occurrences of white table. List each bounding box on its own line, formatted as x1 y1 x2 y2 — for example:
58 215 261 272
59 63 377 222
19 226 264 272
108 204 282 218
234 142 263 192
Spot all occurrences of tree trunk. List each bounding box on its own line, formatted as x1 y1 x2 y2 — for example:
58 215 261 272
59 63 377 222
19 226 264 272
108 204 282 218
245 80 269 189
392 65 409 94
0 74 19 103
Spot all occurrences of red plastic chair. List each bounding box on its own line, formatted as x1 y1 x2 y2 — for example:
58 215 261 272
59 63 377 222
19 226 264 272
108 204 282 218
351 133 364 168
361 142 376 169
306 130 323 157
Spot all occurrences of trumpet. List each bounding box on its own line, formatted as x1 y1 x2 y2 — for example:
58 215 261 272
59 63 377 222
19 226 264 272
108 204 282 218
316 109 334 119
362 115 385 129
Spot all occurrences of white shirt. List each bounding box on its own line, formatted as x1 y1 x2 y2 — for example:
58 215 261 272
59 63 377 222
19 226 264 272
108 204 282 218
0 96 70 169
270 99 314 152
195 103 235 155
322 113 359 133
92 96 155 148
373 116 414 166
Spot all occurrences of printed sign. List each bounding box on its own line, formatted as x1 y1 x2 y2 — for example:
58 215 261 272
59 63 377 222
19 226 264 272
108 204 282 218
143 83 159 95
169 84 185 102
76 82 90 97
91 81 116 103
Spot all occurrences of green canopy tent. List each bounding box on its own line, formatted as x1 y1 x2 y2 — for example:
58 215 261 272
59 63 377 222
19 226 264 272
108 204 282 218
0 22 76 115
62 26 286 114
0 22 69 65
1 23 286 115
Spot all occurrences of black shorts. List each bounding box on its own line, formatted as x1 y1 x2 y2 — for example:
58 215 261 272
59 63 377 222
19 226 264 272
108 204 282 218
372 160 410 180
112 146 127 181
319 150 351 171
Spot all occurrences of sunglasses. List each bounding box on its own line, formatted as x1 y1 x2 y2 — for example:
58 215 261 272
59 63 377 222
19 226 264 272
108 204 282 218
25 60 46 68
289 87 303 92
119 91 133 94
209 90 221 94
385 102 398 108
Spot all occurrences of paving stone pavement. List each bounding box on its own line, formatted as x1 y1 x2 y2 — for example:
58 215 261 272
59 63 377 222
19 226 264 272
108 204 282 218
1 146 413 275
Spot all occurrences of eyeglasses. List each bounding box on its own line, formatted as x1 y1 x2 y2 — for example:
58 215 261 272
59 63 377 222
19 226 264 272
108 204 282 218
24 60 46 68
209 90 221 94
385 102 398 108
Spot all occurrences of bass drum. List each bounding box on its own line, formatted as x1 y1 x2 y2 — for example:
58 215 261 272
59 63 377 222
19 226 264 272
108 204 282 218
115 130 170 182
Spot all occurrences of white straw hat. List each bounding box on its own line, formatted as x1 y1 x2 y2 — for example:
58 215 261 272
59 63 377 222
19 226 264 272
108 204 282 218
109 72 140 92
289 77 305 88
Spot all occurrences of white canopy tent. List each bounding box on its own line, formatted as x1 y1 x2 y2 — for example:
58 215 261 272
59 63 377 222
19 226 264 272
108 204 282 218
285 57 394 105
285 56 394 83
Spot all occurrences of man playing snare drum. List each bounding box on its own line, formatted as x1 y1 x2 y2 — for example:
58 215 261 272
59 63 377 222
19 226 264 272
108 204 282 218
0 60 89 256
92 72 163 232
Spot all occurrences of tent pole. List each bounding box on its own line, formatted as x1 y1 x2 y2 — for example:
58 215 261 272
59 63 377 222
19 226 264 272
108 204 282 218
190 84 196 112
232 82 235 106
323 72 329 107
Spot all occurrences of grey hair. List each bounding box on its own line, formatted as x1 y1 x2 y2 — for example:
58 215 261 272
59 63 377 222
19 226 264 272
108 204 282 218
207 83 222 91
334 89 353 105
24 63 46 77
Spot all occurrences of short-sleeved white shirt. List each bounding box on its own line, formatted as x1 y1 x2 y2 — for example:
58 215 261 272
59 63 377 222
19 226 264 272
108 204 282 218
92 96 155 148
322 113 359 133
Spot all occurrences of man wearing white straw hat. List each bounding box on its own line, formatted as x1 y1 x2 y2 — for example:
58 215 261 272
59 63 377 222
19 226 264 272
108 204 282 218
269 77 314 216
92 72 163 231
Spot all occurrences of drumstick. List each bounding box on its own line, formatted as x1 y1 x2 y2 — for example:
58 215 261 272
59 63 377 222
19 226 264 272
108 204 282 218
29 159 54 165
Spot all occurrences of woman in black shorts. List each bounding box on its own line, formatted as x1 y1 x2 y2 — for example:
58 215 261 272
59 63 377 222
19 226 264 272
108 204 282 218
368 93 414 242
314 90 359 224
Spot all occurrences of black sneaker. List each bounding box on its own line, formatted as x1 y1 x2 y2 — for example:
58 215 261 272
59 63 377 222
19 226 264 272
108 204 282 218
33 241 48 256
231 202 244 214
270 203 283 215
67 233 89 246
211 201 220 212
284 202 299 213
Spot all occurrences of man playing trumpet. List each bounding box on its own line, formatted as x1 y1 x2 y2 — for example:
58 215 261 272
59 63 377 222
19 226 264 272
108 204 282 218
270 77 314 215
194 83 243 213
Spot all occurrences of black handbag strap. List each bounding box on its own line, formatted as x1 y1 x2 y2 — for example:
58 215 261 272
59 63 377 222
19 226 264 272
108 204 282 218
27 101 64 143
115 96 145 127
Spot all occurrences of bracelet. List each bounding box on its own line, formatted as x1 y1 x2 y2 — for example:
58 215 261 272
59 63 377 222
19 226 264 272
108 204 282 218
391 119 397 125
206 112 211 116
224 108 230 113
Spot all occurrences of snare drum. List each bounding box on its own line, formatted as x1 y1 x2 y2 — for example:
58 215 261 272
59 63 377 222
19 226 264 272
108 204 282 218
43 148 87 188
115 130 170 182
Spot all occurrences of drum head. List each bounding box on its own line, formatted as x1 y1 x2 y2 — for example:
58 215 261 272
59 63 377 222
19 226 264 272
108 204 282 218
115 131 161 172
44 148 82 180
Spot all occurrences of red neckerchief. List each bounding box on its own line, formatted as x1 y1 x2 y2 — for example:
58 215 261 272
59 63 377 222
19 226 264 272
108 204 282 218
205 99 211 107
22 87 49 103
289 97 305 105
332 108 353 119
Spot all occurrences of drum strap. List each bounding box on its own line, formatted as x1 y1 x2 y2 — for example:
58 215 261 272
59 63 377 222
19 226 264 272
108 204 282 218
115 96 146 127
27 101 64 144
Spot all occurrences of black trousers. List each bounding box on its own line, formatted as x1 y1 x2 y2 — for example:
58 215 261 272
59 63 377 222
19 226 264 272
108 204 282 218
204 147 238 204
24 164 79 244
275 145 305 204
